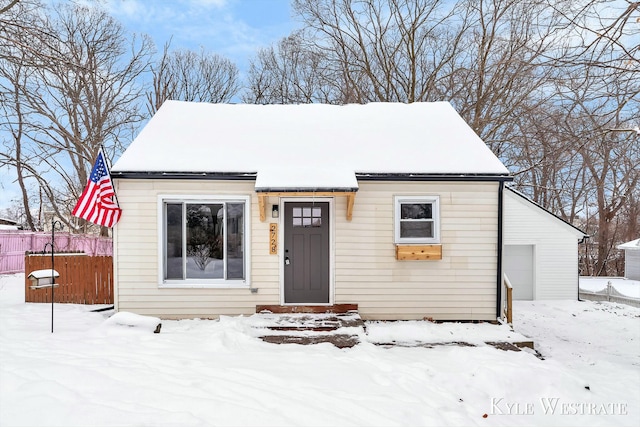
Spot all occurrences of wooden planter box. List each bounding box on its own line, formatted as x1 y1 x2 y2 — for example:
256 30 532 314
395 244 442 261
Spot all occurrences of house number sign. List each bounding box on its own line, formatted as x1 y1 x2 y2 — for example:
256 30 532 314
269 223 278 254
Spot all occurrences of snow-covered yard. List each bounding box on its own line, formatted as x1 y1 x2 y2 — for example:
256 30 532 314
1 273 638 427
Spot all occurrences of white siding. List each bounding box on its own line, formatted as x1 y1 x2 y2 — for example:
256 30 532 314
115 179 501 321
503 190 583 299
625 250 640 280
334 182 500 321
114 179 278 319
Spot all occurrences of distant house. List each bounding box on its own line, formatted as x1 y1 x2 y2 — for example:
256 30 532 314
0 218 20 230
503 187 587 300
617 239 640 280
111 101 516 321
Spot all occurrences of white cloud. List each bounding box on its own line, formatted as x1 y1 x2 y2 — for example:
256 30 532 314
191 0 228 7
98 0 294 71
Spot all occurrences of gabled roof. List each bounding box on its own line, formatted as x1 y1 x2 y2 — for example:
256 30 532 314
505 186 587 238
112 101 510 190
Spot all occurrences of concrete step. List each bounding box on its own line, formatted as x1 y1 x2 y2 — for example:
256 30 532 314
251 311 365 348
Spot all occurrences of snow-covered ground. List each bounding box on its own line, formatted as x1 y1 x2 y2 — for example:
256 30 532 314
1 273 638 427
579 276 640 298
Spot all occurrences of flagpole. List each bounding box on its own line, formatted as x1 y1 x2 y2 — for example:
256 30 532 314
100 145 120 208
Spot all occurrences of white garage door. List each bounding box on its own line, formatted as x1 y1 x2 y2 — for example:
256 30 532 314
504 245 534 300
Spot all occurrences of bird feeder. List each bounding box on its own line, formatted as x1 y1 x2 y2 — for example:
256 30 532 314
27 269 60 289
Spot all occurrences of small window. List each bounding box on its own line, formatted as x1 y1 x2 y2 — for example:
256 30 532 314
394 196 440 244
292 206 322 227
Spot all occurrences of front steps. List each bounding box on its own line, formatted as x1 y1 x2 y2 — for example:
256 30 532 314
253 304 364 348
252 304 537 354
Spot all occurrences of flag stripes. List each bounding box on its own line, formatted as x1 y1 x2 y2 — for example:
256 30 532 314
72 148 122 228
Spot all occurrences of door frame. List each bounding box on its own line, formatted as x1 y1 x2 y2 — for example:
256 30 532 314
279 197 335 305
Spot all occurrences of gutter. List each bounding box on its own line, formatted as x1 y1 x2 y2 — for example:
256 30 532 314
577 235 590 301
111 171 257 180
356 173 513 182
112 171 514 183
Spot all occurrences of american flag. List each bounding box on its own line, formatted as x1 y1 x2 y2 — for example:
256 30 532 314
72 148 122 228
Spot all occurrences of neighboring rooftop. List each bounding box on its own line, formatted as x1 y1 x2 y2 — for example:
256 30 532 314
618 239 640 251
0 218 19 226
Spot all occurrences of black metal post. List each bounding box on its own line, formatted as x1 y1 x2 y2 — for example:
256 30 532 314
42 242 54 333
46 219 63 333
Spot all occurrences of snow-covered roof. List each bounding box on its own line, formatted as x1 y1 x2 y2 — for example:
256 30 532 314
112 101 509 190
618 238 640 250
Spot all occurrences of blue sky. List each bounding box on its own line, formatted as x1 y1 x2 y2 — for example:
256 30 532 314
1 0 297 212
102 0 297 73
0 0 298 212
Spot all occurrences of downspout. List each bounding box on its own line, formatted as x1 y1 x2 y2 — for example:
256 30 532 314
577 236 589 301
496 181 505 319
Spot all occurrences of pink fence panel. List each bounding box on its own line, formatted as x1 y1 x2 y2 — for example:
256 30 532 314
0 231 112 274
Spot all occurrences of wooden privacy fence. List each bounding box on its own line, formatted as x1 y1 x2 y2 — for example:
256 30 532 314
0 231 112 274
24 254 113 304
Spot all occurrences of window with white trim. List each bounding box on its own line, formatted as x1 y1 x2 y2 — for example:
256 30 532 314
394 196 440 244
161 196 249 286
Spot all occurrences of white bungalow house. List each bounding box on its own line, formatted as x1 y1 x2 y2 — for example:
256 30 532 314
617 239 640 280
111 101 515 321
503 187 587 300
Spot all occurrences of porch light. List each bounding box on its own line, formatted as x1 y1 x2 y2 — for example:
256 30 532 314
272 205 279 218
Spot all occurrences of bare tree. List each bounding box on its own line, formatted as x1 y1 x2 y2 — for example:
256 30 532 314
0 52 38 230
447 0 569 153
244 32 344 104
550 0 639 74
509 105 591 224
0 1 152 232
556 0 639 275
0 0 19 14
285 0 464 103
146 42 239 115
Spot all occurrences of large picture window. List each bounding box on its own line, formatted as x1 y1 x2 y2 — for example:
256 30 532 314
394 196 440 244
161 197 248 286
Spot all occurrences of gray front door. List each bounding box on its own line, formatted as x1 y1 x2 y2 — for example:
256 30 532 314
284 202 330 304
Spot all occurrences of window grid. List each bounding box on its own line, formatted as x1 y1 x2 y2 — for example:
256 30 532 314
292 206 322 227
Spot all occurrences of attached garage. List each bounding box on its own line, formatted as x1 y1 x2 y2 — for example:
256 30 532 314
503 187 587 300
